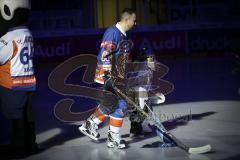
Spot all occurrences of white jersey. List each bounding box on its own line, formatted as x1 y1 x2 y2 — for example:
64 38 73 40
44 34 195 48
0 27 36 91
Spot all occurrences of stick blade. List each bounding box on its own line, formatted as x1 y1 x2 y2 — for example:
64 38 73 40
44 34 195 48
188 145 211 154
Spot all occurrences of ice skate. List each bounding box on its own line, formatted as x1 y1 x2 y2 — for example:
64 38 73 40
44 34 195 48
78 116 100 141
129 122 145 139
107 131 126 149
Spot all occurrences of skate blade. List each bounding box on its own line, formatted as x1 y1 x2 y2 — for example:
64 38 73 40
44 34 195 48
78 126 99 141
107 142 126 149
129 133 145 139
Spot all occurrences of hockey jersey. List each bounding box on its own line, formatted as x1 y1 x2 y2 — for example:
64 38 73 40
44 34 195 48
95 23 130 84
0 27 36 91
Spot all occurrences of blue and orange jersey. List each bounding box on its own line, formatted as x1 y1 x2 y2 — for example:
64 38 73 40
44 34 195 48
95 23 130 84
0 27 36 91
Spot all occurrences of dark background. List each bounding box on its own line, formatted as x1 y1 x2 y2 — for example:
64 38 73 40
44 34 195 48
1 0 240 148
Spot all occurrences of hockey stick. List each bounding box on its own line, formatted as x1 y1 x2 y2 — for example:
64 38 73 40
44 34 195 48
112 85 211 154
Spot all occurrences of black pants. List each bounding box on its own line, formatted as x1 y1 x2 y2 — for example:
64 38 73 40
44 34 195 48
0 86 37 156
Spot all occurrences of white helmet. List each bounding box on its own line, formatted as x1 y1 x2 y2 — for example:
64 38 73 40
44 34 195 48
0 0 30 21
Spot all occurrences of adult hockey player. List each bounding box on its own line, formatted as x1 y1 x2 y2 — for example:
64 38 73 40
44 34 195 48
79 8 136 149
0 0 38 158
